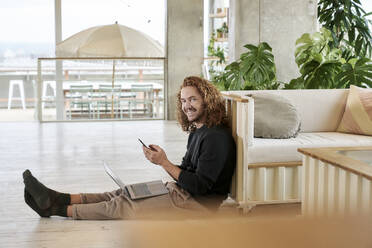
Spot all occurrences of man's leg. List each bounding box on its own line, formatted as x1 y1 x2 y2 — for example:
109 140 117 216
23 170 70 209
67 194 136 220
24 189 68 217
70 194 82 204
23 169 122 207
78 189 125 204
25 188 131 219
23 169 132 220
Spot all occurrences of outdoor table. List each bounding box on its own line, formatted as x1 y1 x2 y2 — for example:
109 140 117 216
62 81 163 118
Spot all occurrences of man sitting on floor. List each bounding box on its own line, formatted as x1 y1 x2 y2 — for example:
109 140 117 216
23 76 236 220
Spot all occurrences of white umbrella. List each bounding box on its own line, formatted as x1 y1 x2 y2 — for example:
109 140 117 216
56 23 164 118
56 23 163 57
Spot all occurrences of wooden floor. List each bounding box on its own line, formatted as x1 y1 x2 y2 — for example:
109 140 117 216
0 120 301 248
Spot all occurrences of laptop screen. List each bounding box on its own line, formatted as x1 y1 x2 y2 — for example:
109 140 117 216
103 161 127 190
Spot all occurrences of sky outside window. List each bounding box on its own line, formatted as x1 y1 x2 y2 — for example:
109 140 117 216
61 0 165 45
0 0 165 44
0 0 165 62
0 0 370 62
0 0 54 43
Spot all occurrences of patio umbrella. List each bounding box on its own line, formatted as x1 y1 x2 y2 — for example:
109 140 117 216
56 23 163 57
56 22 164 117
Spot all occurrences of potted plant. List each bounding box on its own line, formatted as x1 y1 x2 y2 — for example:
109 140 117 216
213 42 280 90
216 28 223 39
285 0 372 89
207 33 226 81
285 28 372 89
221 22 228 38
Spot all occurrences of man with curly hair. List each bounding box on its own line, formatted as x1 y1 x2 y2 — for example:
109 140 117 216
23 76 236 220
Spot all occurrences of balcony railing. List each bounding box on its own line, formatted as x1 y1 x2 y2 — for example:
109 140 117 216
34 57 166 122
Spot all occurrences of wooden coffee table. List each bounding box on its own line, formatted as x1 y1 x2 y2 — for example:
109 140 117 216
298 146 372 216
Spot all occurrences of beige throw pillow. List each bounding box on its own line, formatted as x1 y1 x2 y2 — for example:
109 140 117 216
337 85 372 136
251 93 301 139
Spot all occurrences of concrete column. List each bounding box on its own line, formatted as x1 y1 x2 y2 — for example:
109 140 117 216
229 0 317 82
229 0 260 62
54 0 64 120
166 0 204 120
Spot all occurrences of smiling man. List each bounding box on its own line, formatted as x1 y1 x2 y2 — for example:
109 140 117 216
143 76 236 208
23 76 236 220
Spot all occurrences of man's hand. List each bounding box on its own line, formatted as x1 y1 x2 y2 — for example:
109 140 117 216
142 144 181 180
142 144 168 166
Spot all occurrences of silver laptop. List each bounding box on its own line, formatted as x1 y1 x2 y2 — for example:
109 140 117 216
103 161 168 200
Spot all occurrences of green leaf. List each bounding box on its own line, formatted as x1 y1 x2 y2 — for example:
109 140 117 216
348 58 358 67
318 0 372 58
313 53 323 63
240 42 277 85
214 42 279 90
284 77 305 89
335 58 372 88
348 29 355 43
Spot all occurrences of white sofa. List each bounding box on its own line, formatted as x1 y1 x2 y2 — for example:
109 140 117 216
222 89 372 210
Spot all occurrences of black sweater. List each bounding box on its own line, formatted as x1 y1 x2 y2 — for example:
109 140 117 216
177 125 236 199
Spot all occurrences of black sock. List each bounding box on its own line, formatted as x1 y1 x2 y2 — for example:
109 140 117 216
51 205 68 217
23 169 70 209
24 189 68 217
24 188 50 217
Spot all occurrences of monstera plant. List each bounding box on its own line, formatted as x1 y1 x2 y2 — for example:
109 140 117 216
336 58 372 88
285 28 343 89
283 0 372 89
286 28 372 89
213 42 280 90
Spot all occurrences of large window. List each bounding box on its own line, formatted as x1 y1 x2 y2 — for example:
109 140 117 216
0 0 54 68
0 0 165 121
0 0 165 67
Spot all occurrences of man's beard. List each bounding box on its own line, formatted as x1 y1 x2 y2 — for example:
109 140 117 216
185 107 205 124
193 110 205 123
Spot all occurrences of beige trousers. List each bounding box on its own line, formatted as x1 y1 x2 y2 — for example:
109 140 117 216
71 182 210 220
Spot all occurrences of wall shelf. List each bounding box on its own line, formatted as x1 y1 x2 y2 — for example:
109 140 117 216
203 1 229 81
215 38 228 42
204 56 229 61
209 13 227 18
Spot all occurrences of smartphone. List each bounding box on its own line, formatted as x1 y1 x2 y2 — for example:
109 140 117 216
138 138 154 150
138 138 149 148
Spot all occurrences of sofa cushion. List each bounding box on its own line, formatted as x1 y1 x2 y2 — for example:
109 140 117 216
251 93 301 139
337 85 372 136
226 89 349 132
247 132 372 163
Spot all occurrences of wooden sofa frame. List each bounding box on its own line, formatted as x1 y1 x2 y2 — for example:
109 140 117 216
222 93 302 212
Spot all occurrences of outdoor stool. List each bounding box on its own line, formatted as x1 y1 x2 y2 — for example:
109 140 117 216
31 80 37 108
42 81 56 109
8 80 26 110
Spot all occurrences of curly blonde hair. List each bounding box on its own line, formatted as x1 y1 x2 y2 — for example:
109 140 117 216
177 76 228 132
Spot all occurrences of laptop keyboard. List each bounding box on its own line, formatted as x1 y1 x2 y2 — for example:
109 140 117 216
131 183 151 196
